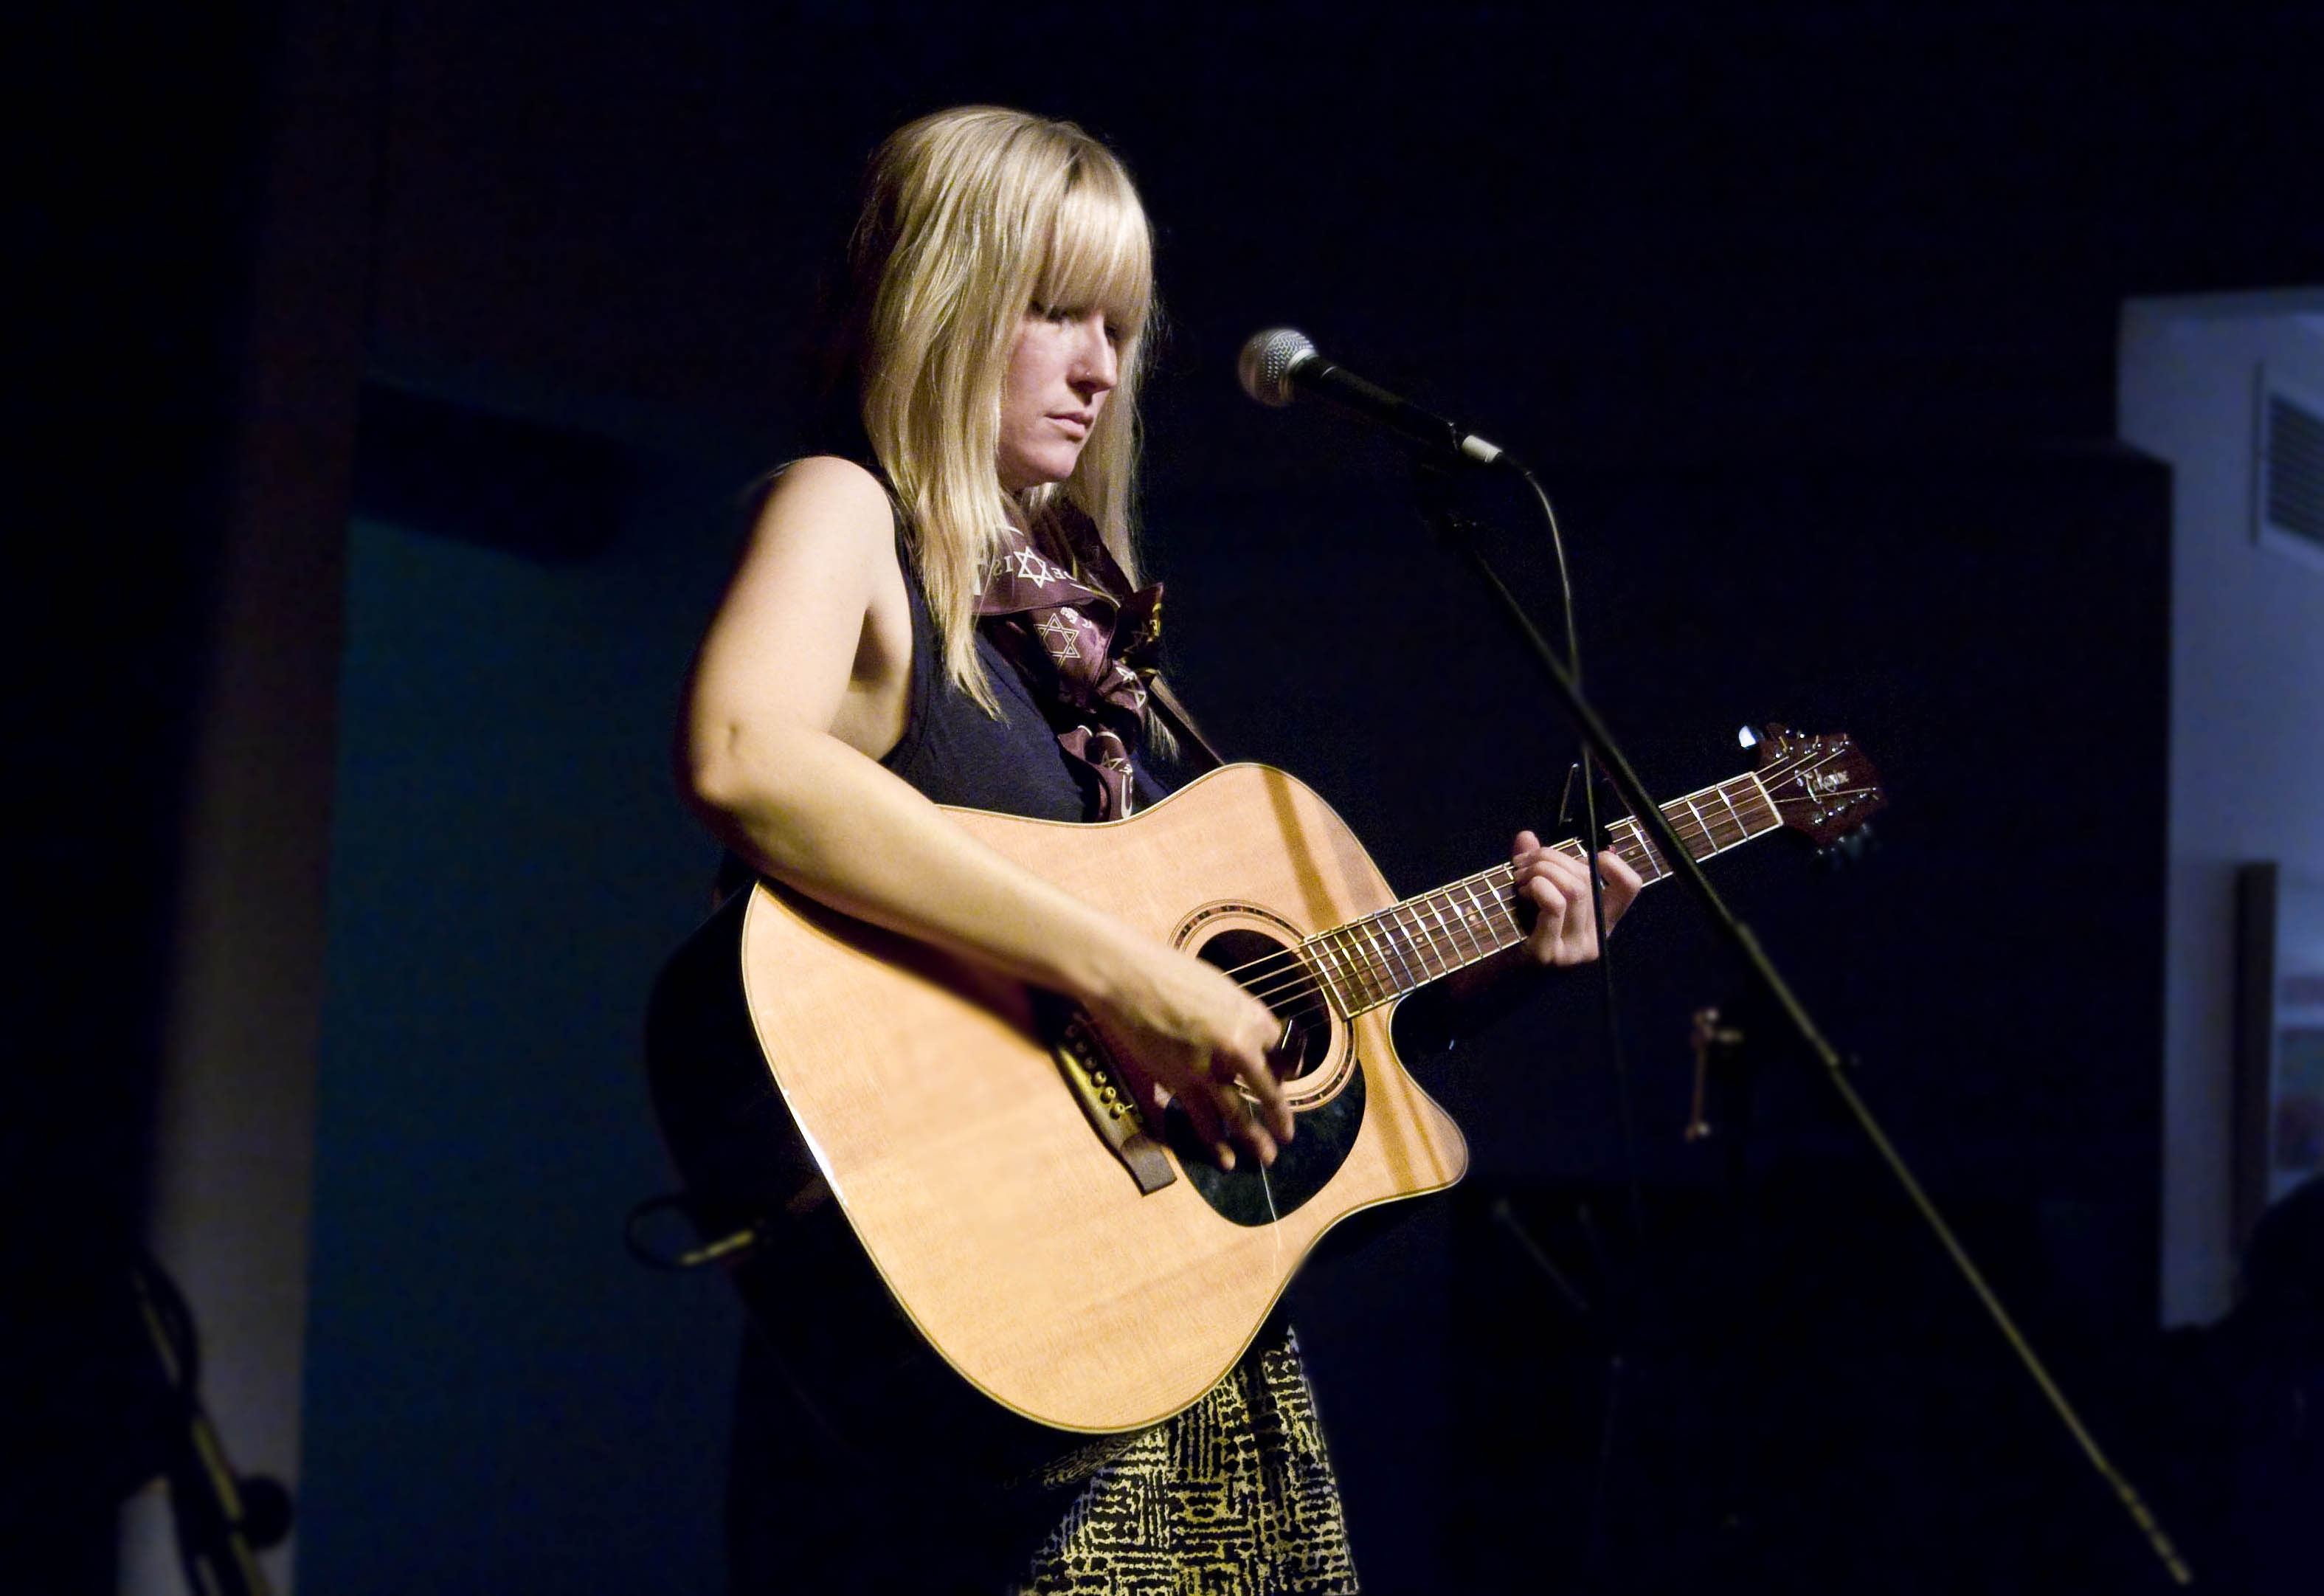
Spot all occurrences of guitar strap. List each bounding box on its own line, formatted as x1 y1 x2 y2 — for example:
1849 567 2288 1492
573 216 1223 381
1145 674 1227 776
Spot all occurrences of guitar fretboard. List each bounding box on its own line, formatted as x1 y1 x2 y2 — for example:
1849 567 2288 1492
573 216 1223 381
1301 773 1779 1016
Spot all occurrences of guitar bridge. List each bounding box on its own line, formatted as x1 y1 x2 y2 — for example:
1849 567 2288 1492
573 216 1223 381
1053 1012 1177 1195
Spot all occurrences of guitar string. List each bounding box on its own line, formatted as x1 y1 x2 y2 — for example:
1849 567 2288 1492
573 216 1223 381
1214 814 1682 1000
1217 815 1713 1008
1217 818 1688 1010
1210 793 1747 1000
1192 752 1867 1015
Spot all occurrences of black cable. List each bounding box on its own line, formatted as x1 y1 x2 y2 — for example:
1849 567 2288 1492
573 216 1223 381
1434 458 1647 1595
1518 463 1646 1249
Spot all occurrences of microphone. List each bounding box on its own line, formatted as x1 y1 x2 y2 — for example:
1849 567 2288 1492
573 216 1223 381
1237 328 1511 469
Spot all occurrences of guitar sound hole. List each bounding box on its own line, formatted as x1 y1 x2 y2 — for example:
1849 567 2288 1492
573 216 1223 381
1196 927 1329 1081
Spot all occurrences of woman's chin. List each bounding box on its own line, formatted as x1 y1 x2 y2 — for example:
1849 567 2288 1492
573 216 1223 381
1000 449 1086 493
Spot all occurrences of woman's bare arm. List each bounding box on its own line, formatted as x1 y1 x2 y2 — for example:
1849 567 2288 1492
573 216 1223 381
675 457 1292 1164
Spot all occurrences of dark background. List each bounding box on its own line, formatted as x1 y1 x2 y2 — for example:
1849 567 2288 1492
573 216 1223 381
13 2 2321 1592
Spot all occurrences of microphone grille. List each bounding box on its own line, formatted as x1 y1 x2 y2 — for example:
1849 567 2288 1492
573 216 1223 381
1237 328 1316 407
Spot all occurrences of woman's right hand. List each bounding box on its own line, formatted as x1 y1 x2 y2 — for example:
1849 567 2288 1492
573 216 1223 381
1083 942 1296 1171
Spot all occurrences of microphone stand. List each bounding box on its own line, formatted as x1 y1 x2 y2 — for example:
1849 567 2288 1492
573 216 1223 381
1408 460 2193 1589
1502 463 1647 1596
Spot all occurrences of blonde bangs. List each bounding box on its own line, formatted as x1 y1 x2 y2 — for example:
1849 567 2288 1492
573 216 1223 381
851 106 1159 711
1036 167 1153 339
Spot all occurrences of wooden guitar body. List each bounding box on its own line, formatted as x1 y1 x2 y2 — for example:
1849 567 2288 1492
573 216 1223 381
653 764 1467 1437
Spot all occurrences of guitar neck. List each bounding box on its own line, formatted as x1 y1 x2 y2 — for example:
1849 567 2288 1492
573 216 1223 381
1303 771 1782 1016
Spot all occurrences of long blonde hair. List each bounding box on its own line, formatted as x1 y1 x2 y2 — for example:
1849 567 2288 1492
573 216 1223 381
846 106 1156 711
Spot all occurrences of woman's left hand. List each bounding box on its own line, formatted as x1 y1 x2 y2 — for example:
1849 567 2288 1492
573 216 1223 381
1508 830 1643 967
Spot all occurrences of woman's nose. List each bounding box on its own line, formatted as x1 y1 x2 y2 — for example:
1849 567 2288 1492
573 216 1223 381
1073 317 1119 393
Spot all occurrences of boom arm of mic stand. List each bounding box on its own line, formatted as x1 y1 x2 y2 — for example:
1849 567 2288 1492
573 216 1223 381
1409 477 2194 1589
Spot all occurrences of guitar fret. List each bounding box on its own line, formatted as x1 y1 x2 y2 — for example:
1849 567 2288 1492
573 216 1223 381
1477 873 1524 944
1325 927 1379 1012
1386 903 1425 982
1405 896 1445 974
1564 820 1674 885
1679 792 1712 854
1366 913 1420 992
1611 818 1667 883
1684 775 1777 860
1346 924 1392 1009
1352 929 1389 1009
1355 929 1389 1009
1408 898 1457 978
1715 782 1748 846
1570 770 1793 880
1405 907 1443 978
1442 887 1484 961
1298 751 1864 1017
1383 903 1425 982
1424 889 1481 966
1303 934 1352 1015
1450 882 1493 968
1311 933 1338 1000
1458 883 1501 959
1325 879 1495 1015
1700 789 1734 850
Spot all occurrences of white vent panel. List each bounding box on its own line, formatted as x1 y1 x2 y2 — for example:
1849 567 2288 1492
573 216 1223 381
2257 368 2324 572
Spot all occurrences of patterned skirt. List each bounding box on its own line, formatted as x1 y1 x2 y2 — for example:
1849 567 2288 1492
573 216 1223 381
1013 1324 1360 1595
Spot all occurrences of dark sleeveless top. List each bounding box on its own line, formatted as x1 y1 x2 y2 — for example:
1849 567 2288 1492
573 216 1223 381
879 531 1167 821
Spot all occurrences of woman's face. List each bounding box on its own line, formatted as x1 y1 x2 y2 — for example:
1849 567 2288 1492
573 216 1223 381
996 304 1121 492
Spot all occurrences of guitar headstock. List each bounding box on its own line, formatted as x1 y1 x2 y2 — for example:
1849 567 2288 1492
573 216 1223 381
1753 725 1887 847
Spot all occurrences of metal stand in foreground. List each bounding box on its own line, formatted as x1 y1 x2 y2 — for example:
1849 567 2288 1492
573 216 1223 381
1413 463 2194 1589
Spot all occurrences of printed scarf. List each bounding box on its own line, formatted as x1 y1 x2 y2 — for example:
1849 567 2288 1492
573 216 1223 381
975 519 1163 821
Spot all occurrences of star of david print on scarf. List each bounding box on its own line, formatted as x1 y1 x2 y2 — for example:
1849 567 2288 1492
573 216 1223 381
975 518 1164 820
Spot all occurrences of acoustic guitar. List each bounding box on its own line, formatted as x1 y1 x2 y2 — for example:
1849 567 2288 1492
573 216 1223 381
647 727 1883 1440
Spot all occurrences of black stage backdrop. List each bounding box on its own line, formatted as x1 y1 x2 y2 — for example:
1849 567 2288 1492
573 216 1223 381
14 4 2320 1592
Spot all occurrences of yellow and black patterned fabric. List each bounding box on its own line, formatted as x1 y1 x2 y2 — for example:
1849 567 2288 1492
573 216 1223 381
1014 1324 1359 1595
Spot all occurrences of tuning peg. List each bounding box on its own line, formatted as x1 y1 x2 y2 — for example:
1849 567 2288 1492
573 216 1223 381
1754 724 1799 762
1736 725 1759 750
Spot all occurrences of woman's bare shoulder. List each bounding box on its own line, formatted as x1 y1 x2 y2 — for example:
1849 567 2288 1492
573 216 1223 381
758 455 893 536
686 453 911 759
710 454 905 619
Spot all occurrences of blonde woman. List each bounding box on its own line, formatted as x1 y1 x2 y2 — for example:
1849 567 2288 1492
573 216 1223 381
677 105 1638 1592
